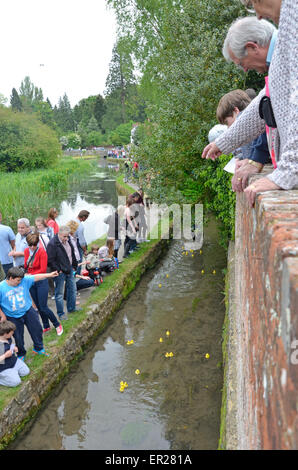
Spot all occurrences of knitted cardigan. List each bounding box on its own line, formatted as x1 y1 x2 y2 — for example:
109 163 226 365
215 0 298 190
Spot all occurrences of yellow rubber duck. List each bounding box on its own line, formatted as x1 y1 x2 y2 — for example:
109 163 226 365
205 353 210 359
201 269 204 274
191 254 194 258
135 369 140 375
212 270 216 274
200 250 202 254
120 380 128 392
158 283 162 288
166 330 170 336
165 352 174 358
159 337 163 343
126 340 134 345
166 274 169 278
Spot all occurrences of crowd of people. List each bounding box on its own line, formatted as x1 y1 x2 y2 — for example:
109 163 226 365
0 190 149 387
203 0 298 206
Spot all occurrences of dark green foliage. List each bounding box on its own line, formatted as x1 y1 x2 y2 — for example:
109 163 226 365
10 88 23 112
108 0 250 246
0 107 61 172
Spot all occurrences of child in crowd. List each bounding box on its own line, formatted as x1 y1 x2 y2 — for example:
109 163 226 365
80 245 101 283
0 320 30 387
216 89 253 159
98 239 115 260
0 266 58 360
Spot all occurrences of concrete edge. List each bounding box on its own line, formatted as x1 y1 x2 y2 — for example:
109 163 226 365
219 241 239 450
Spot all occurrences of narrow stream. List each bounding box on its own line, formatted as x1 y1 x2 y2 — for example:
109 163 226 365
11 213 226 450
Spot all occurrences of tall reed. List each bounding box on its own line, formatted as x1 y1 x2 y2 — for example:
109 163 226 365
0 157 95 230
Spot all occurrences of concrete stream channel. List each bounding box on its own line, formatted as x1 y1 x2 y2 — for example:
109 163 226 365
1 161 227 450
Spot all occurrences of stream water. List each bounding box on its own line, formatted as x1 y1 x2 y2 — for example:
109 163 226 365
11 201 226 450
8 159 226 450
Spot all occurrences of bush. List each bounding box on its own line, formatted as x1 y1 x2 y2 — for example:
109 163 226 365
0 108 61 171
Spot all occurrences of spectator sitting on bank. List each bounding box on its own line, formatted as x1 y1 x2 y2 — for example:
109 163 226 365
98 238 115 260
0 320 30 387
24 233 63 336
0 267 58 359
9 218 32 268
216 89 271 192
35 217 54 250
46 208 59 235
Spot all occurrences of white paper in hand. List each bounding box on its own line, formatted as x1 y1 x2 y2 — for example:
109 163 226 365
223 157 236 174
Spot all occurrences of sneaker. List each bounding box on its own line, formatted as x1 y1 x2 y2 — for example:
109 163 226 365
56 324 63 336
68 308 82 313
43 327 51 334
32 348 50 357
51 295 55 300
59 313 69 321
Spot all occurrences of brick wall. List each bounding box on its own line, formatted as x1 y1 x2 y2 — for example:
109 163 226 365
231 172 298 449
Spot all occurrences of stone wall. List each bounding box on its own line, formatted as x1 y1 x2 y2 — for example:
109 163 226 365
224 172 298 450
0 238 170 449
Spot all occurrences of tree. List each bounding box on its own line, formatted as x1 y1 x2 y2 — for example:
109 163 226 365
87 115 100 133
54 93 75 134
0 94 7 108
103 38 137 126
93 94 106 129
0 107 60 172
10 88 23 111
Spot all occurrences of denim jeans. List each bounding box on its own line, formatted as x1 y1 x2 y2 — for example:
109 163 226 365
76 278 94 291
124 236 137 257
2 263 13 275
30 279 60 329
54 272 76 317
7 307 44 357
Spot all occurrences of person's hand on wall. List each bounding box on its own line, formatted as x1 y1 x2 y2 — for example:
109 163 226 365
232 161 263 192
244 177 281 207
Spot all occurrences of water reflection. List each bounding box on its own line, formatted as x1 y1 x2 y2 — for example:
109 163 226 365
55 170 119 244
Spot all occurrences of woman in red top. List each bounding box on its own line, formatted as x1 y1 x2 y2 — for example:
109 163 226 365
46 208 59 235
24 233 63 336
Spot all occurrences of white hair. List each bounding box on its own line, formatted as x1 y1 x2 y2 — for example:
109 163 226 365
17 218 30 227
223 16 277 61
59 225 71 234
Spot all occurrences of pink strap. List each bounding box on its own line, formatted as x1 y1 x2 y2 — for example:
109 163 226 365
264 76 277 169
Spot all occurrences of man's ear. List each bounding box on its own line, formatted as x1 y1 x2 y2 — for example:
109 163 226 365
245 41 259 52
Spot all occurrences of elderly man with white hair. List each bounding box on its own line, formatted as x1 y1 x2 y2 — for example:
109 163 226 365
202 0 298 207
220 16 276 191
9 218 32 267
46 225 79 321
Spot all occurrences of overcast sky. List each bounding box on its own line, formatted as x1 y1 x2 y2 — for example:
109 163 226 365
1 0 117 107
